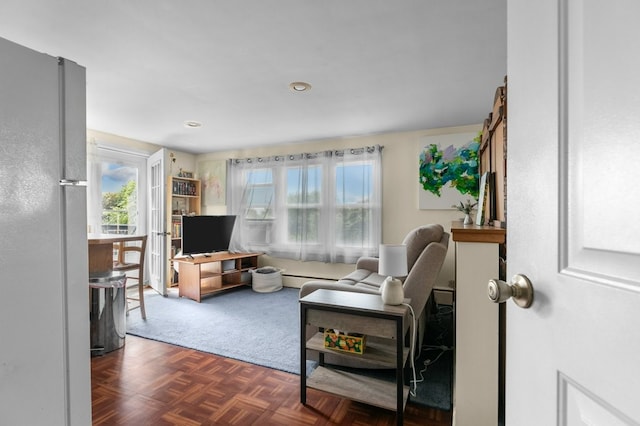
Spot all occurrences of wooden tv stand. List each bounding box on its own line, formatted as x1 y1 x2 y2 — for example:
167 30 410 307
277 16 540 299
173 252 260 302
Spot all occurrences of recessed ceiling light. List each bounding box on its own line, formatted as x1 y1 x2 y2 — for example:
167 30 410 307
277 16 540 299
184 120 202 128
289 81 312 92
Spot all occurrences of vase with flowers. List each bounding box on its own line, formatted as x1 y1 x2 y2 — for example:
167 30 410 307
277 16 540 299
453 199 478 225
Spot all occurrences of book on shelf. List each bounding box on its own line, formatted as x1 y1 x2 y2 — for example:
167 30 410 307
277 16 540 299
172 180 197 196
172 220 181 239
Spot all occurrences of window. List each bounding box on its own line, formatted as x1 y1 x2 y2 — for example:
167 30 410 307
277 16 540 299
244 168 274 220
286 164 322 244
228 146 382 263
87 142 148 236
100 162 138 234
334 161 374 247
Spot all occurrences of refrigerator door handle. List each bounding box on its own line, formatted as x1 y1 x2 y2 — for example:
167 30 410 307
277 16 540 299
59 179 87 186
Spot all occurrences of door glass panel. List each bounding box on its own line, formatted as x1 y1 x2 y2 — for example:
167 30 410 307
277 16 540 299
101 161 139 235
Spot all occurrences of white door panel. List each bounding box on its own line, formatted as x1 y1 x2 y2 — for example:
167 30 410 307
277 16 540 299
147 148 166 295
507 0 640 424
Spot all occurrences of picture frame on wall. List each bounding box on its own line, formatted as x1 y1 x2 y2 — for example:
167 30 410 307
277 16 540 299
476 172 490 225
197 159 226 206
418 131 481 209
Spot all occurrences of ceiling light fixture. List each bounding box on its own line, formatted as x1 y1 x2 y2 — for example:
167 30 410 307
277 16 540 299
289 81 312 92
184 120 202 128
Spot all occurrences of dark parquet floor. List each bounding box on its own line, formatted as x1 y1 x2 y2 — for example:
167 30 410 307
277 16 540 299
91 335 452 425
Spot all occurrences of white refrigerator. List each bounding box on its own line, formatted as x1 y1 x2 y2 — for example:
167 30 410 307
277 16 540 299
0 37 92 424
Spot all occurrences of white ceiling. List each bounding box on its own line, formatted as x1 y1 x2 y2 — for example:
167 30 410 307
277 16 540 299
0 1 506 154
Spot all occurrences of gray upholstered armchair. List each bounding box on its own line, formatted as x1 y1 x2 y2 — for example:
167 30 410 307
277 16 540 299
299 224 449 361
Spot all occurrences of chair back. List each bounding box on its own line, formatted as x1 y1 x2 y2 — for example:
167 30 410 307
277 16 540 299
113 235 147 319
402 224 446 270
114 235 147 271
401 224 449 320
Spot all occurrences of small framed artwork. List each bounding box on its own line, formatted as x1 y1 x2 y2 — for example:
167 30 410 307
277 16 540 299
476 172 490 225
197 160 226 206
418 131 481 209
178 169 194 178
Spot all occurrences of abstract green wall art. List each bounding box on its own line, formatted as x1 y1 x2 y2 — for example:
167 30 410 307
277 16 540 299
418 131 480 209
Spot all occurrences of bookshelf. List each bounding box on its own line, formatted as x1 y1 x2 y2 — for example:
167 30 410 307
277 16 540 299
479 76 507 227
166 176 201 287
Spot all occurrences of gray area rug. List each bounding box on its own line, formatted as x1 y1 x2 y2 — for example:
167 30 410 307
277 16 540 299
127 287 302 373
126 286 452 410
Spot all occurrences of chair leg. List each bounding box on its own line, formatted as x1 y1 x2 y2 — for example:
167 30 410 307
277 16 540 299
137 268 146 320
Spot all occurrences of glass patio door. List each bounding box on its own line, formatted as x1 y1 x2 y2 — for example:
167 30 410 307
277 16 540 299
147 148 166 295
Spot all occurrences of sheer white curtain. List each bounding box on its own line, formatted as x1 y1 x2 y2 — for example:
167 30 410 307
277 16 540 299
228 146 382 263
228 155 282 254
327 146 382 262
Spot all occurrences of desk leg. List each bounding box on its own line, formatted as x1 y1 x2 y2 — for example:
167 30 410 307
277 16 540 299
396 317 403 426
300 304 307 405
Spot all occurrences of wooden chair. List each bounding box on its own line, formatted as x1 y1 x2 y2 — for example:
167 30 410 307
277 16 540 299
113 235 147 319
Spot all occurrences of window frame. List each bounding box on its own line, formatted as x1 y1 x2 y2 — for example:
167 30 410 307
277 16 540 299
229 147 381 263
87 143 148 236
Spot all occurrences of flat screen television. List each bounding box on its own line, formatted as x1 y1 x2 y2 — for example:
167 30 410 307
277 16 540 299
181 215 237 255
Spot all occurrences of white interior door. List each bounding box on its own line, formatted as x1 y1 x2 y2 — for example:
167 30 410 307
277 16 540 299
147 148 167 295
506 1 640 424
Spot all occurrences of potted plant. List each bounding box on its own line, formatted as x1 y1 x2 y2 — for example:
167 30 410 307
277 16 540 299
453 199 477 225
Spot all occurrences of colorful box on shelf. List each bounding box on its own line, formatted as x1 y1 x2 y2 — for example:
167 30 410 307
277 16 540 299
323 329 366 355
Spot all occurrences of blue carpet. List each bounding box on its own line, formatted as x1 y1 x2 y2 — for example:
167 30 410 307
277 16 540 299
127 287 303 373
126 286 452 410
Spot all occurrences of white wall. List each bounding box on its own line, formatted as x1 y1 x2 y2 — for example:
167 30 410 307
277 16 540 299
89 124 481 287
87 129 198 178
165 149 197 179
195 124 481 288
88 129 161 155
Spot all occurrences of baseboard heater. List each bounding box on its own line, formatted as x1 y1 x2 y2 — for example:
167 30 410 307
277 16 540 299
280 273 336 288
283 273 336 280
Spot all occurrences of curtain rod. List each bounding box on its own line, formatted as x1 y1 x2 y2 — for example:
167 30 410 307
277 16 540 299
230 144 383 163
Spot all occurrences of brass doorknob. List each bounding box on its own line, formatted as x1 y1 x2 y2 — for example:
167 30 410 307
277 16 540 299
487 274 534 308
